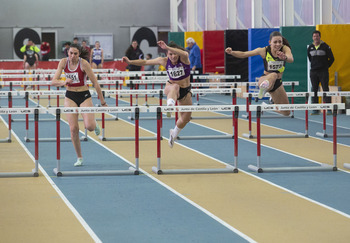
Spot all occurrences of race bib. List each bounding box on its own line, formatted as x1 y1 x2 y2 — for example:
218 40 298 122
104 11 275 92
267 61 284 71
168 66 185 79
66 72 80 84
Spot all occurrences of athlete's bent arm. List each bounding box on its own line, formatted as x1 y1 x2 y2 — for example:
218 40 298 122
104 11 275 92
81 59 107 106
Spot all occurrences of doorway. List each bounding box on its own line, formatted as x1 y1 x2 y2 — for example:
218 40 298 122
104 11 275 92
41 32 56 59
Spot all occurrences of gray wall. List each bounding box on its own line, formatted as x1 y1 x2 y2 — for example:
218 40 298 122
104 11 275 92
0 0 170 59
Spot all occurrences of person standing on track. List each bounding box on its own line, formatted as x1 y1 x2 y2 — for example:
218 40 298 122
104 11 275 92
225 31 294 116
122 40 192 148
90 41 104 69
51 44 107 166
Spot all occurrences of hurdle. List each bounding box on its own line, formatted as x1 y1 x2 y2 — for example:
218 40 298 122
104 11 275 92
101 88 166 123
0 108 44 177
315 91 350 138
243 92 311 139
49 107 141 176
150 105 241 175
248 103 344 173
241 81 299 119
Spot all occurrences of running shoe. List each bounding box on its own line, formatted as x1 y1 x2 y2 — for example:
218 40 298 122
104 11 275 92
258 80 269 99
74 158 83 167
94 122 101 136
166 112 172 118
168 129 175 148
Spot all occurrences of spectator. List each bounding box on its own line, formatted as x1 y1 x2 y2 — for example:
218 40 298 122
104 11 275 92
73 37 79 45
307 30 335 115
40 41 51 61
63 42 71 57
20 39 40 54
144 53 155 71
81 40 91 61
125 40 144 71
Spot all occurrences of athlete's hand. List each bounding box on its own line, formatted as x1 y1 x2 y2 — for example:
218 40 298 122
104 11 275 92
122 56 130 64
157 40 168 50
65 78 73 85
225 47 233 55
276 51 287 60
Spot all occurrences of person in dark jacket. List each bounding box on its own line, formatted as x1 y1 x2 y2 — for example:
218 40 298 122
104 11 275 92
307 30 335 115
125 40 144 71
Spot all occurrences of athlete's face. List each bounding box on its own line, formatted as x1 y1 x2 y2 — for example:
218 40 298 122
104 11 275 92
167 49 179 64
269 36 283 51
68 47 80 62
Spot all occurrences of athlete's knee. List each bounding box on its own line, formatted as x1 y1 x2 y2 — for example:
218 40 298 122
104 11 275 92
85 124 95 132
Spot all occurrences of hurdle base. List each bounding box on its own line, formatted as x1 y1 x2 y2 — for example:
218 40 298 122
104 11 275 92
25 136 88 142
177 135 233 140
248 163 337 173
53 167 139 177
316 132 328 138
0 138 11 143
243 133 308 139
242 113 293 119
190 116 232 120
99 136 158 141
344 163 350 170
11 118 56 122
316 132 350 138
0 171 39 178
152 165 238 175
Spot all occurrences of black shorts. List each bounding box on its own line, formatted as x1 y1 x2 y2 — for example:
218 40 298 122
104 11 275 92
261 75 282 92
270 78 282 92
26 59 36 66
65 90 91 107
167 81 192 100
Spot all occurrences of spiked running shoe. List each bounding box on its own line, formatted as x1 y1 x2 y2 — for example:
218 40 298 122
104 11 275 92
94 122 101 136
74 158 83 167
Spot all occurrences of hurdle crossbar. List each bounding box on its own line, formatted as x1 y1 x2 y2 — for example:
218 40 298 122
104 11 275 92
0 108 43 177
248 104 342 173
49 107 140 176
150 105 242 175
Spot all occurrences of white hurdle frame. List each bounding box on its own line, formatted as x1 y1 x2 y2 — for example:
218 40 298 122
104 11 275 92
243 92 311 139
315 91 350 138
0 108 45 177
241 81 299 119
344 109 350 170
248 103 344 173
150 105 244 175
48 107 141 177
